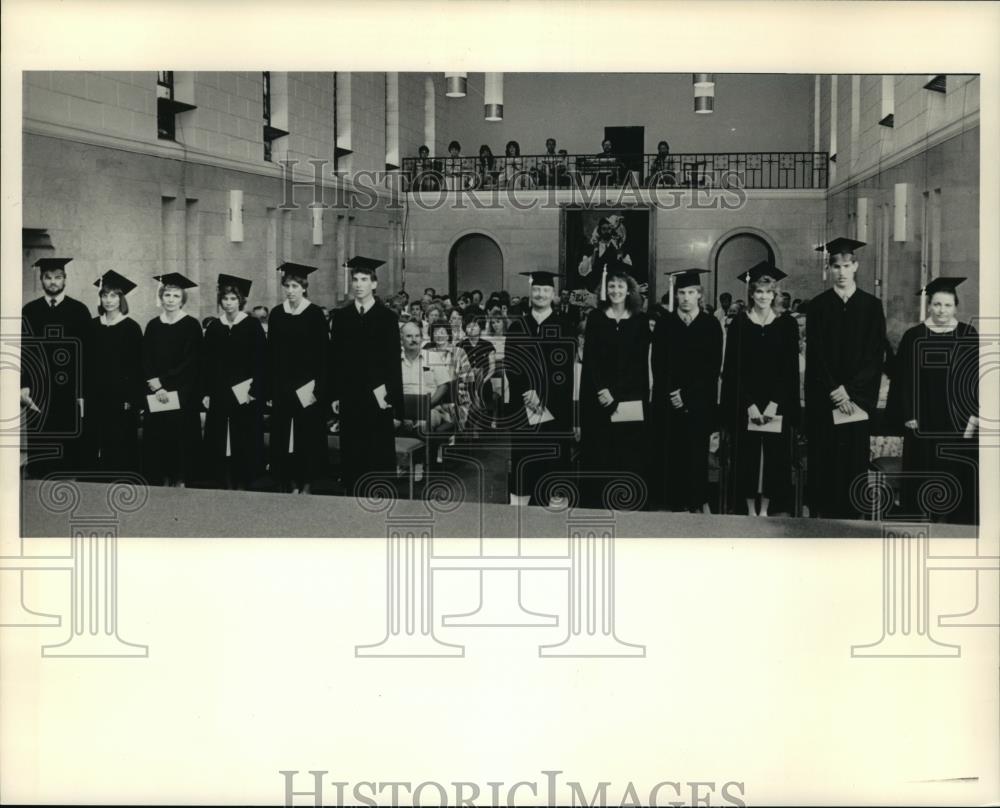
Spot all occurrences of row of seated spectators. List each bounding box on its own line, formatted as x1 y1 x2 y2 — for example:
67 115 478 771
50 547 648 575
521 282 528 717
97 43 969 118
407 137 678 190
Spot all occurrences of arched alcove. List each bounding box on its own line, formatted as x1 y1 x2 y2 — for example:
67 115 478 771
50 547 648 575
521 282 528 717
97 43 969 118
711 229 777 310
449 233 504 298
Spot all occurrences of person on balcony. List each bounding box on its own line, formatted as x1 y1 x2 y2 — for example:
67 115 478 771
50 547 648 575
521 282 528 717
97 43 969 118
413 144 441 191
497 140 530 189
648 140 675 187
443 140 469 190
593 138 624 186
475 144 497 189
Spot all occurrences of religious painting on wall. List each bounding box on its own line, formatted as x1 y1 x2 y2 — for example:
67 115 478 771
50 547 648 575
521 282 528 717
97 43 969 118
560 205 654 306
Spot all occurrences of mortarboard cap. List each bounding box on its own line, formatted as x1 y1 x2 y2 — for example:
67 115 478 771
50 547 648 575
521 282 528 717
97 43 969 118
821 237 865 260
217 273 253 299
344 256 386 274
737 261 788 285
518 270 563 287
153 272 198 290
34 257 73 272
93 270 137 296
918 276 965 297
276 262 318 277
665 268 709 290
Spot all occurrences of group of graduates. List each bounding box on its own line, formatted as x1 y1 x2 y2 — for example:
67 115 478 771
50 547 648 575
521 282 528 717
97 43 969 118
20 236 980 523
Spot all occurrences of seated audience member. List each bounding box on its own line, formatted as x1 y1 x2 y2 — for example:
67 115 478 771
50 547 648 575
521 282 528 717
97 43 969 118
716 292 732 328
426 321 470 430
414 145 441 191
468 289 485 316
594 138 624 186
423 303 444 342
398 320 450 436
457 312 497 429
251 305 270 334
443 140 469 190
476 144 497 189
497 140 530 189
648 140 675 186
535 137 563 187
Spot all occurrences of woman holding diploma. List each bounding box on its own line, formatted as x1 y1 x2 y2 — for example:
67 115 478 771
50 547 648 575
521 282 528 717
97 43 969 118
890 277 979 524
720 263 800 516
201 274 267 489
85 270 144 475
580 267 651 509
143 272 203 487
267 263 329 494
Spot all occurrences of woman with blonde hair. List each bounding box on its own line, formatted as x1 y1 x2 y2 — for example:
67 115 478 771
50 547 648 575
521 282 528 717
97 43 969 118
720 263 800 516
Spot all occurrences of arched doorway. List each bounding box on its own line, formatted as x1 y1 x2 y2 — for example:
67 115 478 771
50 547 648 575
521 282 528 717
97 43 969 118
449 234 503 299
713 232 775 311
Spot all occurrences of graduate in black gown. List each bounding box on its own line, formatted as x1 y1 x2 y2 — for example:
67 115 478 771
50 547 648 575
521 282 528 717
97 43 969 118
142 272 203 487
84 270 144 476
201 273 267 489
267 263 330 494
328 257 403 496
805 238 886 519
652 269 723 513
720 262 800 516
579 267 651 509
505 271 576 507
889 277 979 524
20 257 92 478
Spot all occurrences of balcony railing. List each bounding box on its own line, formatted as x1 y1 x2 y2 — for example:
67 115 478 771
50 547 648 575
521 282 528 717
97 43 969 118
401 152 828 191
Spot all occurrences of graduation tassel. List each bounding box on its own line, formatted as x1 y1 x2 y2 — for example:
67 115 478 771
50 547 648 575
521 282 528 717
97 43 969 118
599 265 608 303
667 275 674 312
920 286 927 322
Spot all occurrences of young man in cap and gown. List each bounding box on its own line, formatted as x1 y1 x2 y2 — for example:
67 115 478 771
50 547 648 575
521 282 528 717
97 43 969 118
202 273 268 489
267 262 330 494
505 270 576 507
328 256 403 496
888 276 979 524
142 271 204 487
805 238 886 519
84 269 144 475
21 257 93 477
652 268 724 513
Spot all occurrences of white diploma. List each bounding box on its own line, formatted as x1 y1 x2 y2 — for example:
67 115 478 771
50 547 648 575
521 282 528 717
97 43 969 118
832 406 868 425
748 415 783 433
146 390 180 413
295 380 317 408
231 378 253 405
610 400 644 423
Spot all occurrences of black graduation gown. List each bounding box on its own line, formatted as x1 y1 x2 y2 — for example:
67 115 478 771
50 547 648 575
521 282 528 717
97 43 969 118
141 313 203 484
328 300 403 494
720 311 800 506
580 309 651 509
201 314 267 487
505 310 575 504
651 309 723 511
804 288 886 519
84 315 144 476
889 321 979 524
20 295 92 477
267 301 330 488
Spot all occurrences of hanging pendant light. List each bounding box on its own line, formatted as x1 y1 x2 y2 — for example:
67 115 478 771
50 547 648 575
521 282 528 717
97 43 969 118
484 72 503 121
693 73 715 114
444 72 467 98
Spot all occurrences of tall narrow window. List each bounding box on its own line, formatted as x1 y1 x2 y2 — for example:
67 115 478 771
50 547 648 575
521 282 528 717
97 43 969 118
828 75 838 184
879 76 895 127
156 71 195 141
385 72 400 171
262 71 289 163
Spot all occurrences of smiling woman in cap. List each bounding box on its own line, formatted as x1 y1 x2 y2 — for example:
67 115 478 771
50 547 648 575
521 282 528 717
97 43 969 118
83 269 144 475
888 276 979 524
720 261 800 516
201 273 267 490
142 271 203 487
267 262 329 494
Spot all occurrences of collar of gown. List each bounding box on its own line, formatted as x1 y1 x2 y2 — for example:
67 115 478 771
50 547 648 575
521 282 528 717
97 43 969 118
530 308 553 325
924 318 959 333
677 308 700 325
282 298 312 316
748 308 775 326
355 297 375 315
45 292 67 307
833 285 857 303
220 311 248 328
99 313 131 327
158 311 191 325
